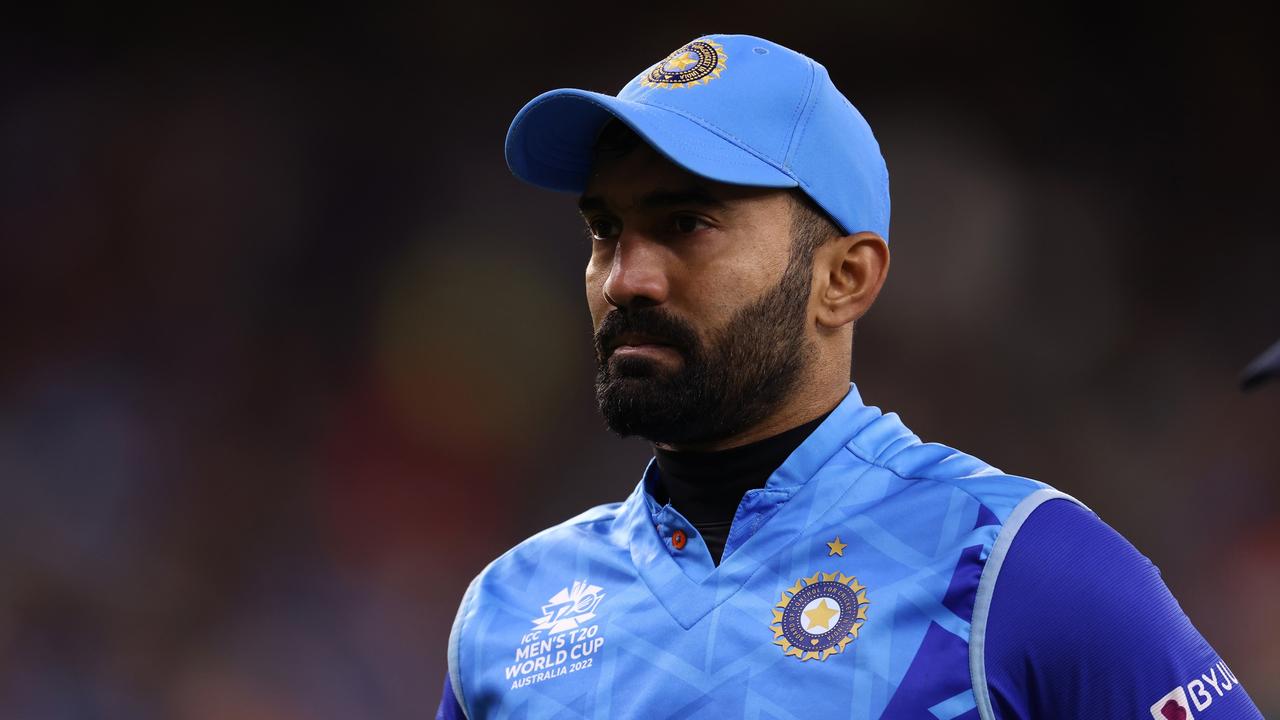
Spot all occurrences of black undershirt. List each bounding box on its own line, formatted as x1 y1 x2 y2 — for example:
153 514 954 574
652 409 833 565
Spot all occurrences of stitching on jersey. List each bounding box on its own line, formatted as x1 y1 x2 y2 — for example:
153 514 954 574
450 573 482 719
841 438 1015 514
838 441 1080 718
968 489 1080 720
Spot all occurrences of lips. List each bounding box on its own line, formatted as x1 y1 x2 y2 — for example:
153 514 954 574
605 332 675 355
593 308 697 364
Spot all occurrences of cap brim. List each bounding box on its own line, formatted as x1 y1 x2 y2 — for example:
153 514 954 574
505 88 797 193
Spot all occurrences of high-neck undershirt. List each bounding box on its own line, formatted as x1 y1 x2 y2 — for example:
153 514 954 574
652 409 833 565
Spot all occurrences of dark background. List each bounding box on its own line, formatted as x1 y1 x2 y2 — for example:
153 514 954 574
2 2 1277 716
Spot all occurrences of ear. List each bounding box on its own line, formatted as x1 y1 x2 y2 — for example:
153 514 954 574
812 232 890 331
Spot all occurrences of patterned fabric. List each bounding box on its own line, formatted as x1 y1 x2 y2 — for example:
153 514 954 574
439 384 1260 718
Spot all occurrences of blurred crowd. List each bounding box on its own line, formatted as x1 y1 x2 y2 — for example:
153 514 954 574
2 3 1277 717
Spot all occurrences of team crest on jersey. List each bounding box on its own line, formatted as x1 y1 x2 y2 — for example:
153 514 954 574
641 39 727 89
530 579 605 634
771 571 869 661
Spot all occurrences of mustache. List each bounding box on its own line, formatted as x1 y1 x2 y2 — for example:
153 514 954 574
593 307 701 360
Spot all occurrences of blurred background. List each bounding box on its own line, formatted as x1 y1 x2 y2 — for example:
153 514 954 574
2 1 1277 717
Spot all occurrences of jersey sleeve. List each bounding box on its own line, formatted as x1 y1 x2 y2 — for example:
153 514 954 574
983 498 1263 719
436 674 466 720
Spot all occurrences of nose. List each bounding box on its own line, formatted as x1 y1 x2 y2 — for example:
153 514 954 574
601 234 670 309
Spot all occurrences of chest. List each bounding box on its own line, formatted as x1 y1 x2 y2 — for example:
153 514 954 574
460 529 991 719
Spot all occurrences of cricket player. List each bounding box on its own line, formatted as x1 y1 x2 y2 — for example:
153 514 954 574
437 35 1264 718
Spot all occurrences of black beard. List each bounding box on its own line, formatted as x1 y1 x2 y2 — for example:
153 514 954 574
593 252 815 445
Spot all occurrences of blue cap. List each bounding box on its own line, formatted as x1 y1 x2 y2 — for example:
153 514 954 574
505 34 890 240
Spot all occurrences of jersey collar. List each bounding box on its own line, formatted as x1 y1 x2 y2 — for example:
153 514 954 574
624 382 905 628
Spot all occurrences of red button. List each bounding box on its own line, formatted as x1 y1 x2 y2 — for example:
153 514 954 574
671 529 687 550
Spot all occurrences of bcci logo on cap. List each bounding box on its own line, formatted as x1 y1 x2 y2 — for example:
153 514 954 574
530 580 605 634
641 39 727 89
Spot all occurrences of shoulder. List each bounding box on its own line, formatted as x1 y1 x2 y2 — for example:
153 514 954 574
450 499 630 619
445 500 630 717
979 498 1164 672
448 498 627 615
811 394 1061 523
468 500 629 589
978 498 1263 719
839 415 1060 523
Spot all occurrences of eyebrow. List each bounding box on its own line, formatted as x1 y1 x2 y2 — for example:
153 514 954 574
577 185 728 215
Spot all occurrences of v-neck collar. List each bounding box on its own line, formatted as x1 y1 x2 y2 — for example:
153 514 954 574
623 383 891 629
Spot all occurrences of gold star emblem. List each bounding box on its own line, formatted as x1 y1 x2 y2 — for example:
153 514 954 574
803 599 839 632
665 52 696 71
826 536 847 556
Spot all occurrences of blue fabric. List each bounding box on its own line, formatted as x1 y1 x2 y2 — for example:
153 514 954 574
436 499 1267 718
436 675 464 720
504 34 890 239
984 499 1263 719
439 384 1264 718
446 384 1045 717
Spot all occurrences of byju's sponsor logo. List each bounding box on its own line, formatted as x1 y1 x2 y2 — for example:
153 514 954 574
1150 687 1193 720
1150 660 1243 718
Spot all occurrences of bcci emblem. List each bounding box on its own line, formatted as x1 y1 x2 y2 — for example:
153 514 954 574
771 571 869 661
531 580 605 635
641 39 727 89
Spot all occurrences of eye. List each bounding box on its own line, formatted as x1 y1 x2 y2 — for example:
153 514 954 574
672 214 710 234
584 217 620 241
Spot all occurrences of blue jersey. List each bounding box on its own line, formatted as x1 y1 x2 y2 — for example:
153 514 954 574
440 385 1261 719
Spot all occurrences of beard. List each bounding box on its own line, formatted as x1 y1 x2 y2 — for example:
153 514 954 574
593 251 816 445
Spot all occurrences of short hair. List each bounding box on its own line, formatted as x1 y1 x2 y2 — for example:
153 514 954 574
591 120 843 260
788 190 842 263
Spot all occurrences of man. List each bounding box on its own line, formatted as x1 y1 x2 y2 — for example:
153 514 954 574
438 35 1263 719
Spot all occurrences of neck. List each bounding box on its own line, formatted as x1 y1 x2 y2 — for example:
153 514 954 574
654 376 850 452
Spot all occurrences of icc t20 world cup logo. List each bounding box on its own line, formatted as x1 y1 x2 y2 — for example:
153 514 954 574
530 580 606 635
